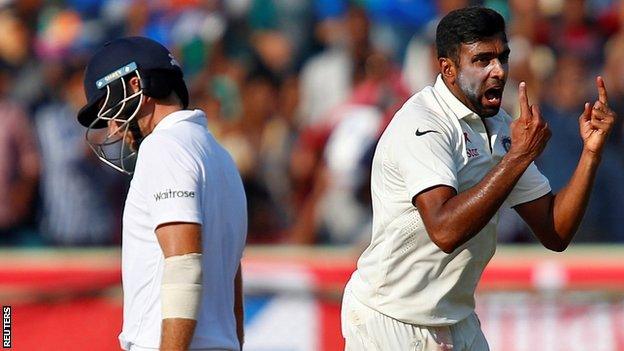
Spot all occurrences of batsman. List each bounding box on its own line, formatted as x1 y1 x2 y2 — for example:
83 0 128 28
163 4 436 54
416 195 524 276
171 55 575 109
77 37 247 351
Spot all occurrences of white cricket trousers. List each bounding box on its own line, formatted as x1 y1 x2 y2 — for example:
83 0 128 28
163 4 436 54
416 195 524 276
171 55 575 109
341 287 489 351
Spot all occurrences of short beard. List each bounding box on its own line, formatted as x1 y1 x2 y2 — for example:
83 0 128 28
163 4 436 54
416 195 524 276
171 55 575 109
457 72 499 117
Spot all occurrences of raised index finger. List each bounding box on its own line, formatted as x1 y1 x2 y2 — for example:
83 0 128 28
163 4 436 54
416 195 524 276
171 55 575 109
597 76 609 104
518 81 531 121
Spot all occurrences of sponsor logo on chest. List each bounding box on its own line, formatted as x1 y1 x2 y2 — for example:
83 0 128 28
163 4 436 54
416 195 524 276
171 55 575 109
154 189 196 201
464 132 480 158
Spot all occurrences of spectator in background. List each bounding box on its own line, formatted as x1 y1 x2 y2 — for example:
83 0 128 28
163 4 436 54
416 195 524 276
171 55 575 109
299 4 372 126
258 75 302 237
222 70 283 243
402 26 438 94
538 56 589 192
2 6 45 111
288 120 331 244
311 104 383 245
549 0 604 62
602 2 624 147
0 9 30 68
0 63 39 245
537 55 624 242
34 63 125 246
291 49 410 244
315 52 409 244
403 0 470 93
502 0 551 114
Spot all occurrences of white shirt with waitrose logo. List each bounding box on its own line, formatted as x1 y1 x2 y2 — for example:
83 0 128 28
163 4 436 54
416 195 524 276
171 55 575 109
119 110 247 350
348 75 551 326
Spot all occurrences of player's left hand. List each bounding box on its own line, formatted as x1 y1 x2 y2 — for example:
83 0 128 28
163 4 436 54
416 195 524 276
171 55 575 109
579 76 617 155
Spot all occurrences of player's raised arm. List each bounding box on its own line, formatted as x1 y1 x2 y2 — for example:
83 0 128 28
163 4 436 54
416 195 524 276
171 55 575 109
415 83 551 253
515 76 617 251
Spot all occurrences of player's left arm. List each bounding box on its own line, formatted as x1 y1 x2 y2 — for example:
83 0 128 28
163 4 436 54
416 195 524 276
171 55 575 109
515 76 617 251
156 221 203 351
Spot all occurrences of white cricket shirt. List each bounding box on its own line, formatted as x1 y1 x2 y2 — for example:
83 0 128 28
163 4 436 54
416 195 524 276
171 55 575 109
119 109 247 350
348 75 551 325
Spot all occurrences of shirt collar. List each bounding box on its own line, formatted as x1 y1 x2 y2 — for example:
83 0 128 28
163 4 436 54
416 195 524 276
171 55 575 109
433 74 478 120
153 109 208 132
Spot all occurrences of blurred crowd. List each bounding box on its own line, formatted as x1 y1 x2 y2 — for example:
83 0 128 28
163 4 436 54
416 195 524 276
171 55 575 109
1 0 623 247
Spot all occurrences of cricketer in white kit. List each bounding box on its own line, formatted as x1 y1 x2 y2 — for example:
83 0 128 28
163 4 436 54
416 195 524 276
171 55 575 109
76 37 247 351
342 7 616 351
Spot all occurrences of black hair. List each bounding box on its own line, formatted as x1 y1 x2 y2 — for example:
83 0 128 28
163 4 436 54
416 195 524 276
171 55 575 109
436 7 507 63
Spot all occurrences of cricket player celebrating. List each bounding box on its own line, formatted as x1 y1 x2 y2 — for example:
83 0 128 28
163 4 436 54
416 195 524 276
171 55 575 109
76 37 247 350
341 7 616 350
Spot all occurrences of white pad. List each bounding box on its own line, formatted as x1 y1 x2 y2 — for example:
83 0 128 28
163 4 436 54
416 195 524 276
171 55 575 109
161 253 203 320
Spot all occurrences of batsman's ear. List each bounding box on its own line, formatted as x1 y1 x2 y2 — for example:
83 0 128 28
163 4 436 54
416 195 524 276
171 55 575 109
129 76 142 94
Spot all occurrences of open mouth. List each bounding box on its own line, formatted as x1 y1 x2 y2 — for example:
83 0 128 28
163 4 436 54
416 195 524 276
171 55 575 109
484 87 503 106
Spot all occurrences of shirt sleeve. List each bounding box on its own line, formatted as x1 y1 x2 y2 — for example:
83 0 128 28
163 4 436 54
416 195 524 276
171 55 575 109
392 109 458 200
139 134 203 231
506 161 552 207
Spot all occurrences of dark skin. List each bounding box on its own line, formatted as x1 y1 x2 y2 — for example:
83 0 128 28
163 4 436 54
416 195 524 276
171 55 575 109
415 36 616 254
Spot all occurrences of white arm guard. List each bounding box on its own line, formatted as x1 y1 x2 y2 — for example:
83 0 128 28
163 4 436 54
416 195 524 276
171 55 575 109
161 253 203 320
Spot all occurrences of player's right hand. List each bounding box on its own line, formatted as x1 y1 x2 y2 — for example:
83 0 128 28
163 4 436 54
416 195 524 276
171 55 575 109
508 81 551 160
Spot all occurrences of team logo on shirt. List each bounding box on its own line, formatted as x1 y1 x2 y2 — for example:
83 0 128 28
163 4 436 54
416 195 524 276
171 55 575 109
153 189 196 201
501 136 512 152
464 132 479 158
